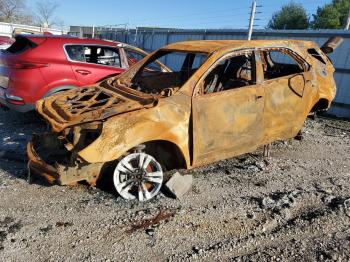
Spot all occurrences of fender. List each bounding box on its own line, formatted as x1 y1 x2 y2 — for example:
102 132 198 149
77 103 191 168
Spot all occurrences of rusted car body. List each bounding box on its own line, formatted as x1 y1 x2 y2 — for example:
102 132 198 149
27 38 340 201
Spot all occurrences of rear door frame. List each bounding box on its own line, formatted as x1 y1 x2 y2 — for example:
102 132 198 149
255 46 315 144
190 49 265 167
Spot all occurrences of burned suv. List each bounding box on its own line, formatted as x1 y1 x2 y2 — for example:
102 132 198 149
28 38 341 201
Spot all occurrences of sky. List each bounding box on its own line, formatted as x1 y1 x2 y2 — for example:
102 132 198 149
26 0 331 30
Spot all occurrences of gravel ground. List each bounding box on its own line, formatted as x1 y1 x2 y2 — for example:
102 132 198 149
0 109 350 261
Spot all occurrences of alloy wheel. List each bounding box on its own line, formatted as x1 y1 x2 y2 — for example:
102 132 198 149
113 152 163 201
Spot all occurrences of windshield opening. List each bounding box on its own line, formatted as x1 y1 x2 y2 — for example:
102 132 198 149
128 50 208 97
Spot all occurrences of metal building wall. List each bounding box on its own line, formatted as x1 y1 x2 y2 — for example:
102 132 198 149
0 22 65 37
100 28 350 118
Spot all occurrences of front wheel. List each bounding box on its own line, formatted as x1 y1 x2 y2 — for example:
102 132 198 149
113 152 164 201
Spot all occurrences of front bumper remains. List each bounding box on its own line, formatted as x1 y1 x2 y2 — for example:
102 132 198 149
27 139 59 184
27 134 104 186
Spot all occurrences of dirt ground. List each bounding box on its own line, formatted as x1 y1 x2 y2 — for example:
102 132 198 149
0 109 350 261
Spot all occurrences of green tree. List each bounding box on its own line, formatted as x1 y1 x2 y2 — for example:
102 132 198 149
313 0 350 29
267 2 309 30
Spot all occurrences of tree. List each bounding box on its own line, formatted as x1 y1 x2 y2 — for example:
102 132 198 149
16 13 34 25
312 0 350 29
267 2 309 30
35 0 60 27
0 0 28 23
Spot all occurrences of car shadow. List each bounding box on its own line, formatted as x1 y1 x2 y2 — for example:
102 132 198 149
0 109 48 184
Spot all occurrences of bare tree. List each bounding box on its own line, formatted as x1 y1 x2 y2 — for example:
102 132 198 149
0 0 26 23
35 0 60 27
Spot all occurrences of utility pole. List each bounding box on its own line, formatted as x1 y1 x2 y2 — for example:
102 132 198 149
247 0 257 40
134 26 138 45
345 1 350 30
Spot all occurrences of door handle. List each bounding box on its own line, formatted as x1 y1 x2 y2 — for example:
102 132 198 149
75 69 91 75
255 95 263 101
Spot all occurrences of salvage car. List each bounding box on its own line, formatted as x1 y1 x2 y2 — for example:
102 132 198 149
27 38 341 201
0 35 152 112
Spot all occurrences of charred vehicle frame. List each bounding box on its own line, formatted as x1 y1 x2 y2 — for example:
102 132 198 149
27 38 342 201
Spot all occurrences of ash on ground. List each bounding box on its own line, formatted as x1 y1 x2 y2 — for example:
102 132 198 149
0 110 350 261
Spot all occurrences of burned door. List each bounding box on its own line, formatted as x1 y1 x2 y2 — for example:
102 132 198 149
192 50 264 167
258 48 313 144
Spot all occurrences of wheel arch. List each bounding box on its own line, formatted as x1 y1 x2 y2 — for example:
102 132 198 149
311 98 330 112
140 140 188 170
96 139 188 187
42 84 78 98
100 139 188 170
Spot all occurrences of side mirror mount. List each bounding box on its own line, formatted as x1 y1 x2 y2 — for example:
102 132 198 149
193 80 203 96
321 36 343 54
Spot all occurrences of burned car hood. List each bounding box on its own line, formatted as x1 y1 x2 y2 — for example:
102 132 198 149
37 82 157 132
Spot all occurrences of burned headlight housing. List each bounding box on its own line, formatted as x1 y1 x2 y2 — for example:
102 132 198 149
63 122 103 153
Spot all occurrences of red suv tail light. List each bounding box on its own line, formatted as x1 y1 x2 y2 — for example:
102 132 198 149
6 61 49 69
5 93 25 105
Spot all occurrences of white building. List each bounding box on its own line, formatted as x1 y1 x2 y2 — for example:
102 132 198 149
0 22 66 37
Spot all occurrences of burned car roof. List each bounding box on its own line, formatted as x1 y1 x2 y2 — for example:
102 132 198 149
161 40 315 54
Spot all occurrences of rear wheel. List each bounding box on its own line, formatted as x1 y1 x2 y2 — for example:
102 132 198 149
113 152 164 201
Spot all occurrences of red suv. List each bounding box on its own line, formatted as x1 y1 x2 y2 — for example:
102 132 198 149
0 35 149 112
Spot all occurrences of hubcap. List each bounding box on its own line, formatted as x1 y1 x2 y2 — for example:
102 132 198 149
113 152 163 201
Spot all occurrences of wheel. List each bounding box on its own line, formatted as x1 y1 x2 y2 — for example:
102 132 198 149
113 152 164 201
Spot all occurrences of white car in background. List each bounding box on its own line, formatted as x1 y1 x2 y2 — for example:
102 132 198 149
0 36 13 50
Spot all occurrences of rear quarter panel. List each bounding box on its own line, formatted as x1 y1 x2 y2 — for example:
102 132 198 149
36 39 80 100
301 42 336 108
0 53 47 104
7 68 47 104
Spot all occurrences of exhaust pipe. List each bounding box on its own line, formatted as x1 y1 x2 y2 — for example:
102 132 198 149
321 36 343 54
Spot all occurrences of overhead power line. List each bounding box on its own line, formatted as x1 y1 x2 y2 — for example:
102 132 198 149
121 0 325 30
132 11 251 25
260 0 323 9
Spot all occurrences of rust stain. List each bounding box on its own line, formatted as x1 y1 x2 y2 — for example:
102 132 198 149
27 39 340 187
126 209 176 234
